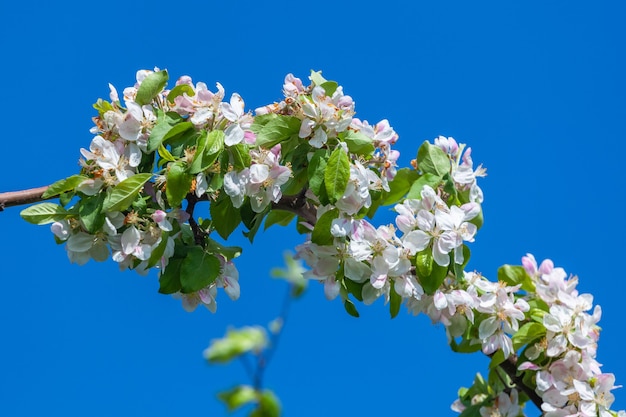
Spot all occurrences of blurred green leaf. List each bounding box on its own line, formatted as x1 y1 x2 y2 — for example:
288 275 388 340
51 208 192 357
204 326 268 364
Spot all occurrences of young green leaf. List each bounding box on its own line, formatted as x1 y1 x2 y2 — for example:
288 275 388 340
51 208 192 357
166 84 195 103
497 264 534 292
307 149 328 196
135 70 168 106
343 299 360 318
311 208 338 246
158 257 182 294
42 175 89 198
512 322 546 350
416 141 450 177
406 172 443 200
210 195 242 240
165 162 192 208
102 173 153 212
389 284 402 319
20 203 71 225
255 115 301 149
78 193 105 233
189 130 224 174
381 167 420 206
324 147 350 203
341 130 375 156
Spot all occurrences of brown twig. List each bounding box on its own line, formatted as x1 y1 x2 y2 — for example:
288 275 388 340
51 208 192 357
0 186 51 211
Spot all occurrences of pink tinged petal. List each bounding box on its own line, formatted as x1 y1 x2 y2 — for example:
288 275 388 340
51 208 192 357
478 316 499 339
343 258 370 283
67 232 95 252
181 294 199 312
299 118 315 138
416 210 435 231
542 388 568 408
432 242 451 267
433 291 448 310
518 361 540 371
121 226 141 255
51 221 70 240
522 253 538 276
127 142 142 167
76 178 104 196
248 164 269 184
546 334 567 357
224 123 245 146
574 380 595 401
324 276 340 300
402 230 431 254
134 244 152 261
309 128 327 148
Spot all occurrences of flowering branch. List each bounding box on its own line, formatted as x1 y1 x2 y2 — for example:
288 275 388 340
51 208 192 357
10 68 623 417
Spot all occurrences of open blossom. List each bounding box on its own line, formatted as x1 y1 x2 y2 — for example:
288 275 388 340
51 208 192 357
223 145 292 213
80 136 135 182
220 92 254 146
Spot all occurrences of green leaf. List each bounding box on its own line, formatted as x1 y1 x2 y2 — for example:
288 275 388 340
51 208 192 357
264 210 295 230
20 203 71 225
180 247 221 293
102 173 153 212
229 143 251 170
78 193 105 233
319 81 338 97
158 257 182 294
416 141 450 177
166 84 195 103
415 250 448 295
147 231 170 269
255 115 301 149
343 299 360 318
341 130 375 156
488 349 506 370
217 385 257 413
205 326 268 364
42 175 88 198
324 147 350 203
147 111 187 153
311 208 339 246
210 195 242 240
165 162 192 208
189 130 224 174
307 149 328 196
389 283 402 319
204 237 242 260
240 203 267 243
512 322 546 350
497 264 534 292
406 173 443 200
380 168 419 206
135 70 168 106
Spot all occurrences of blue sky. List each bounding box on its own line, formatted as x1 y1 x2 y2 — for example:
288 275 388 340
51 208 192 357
1 1 625 416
